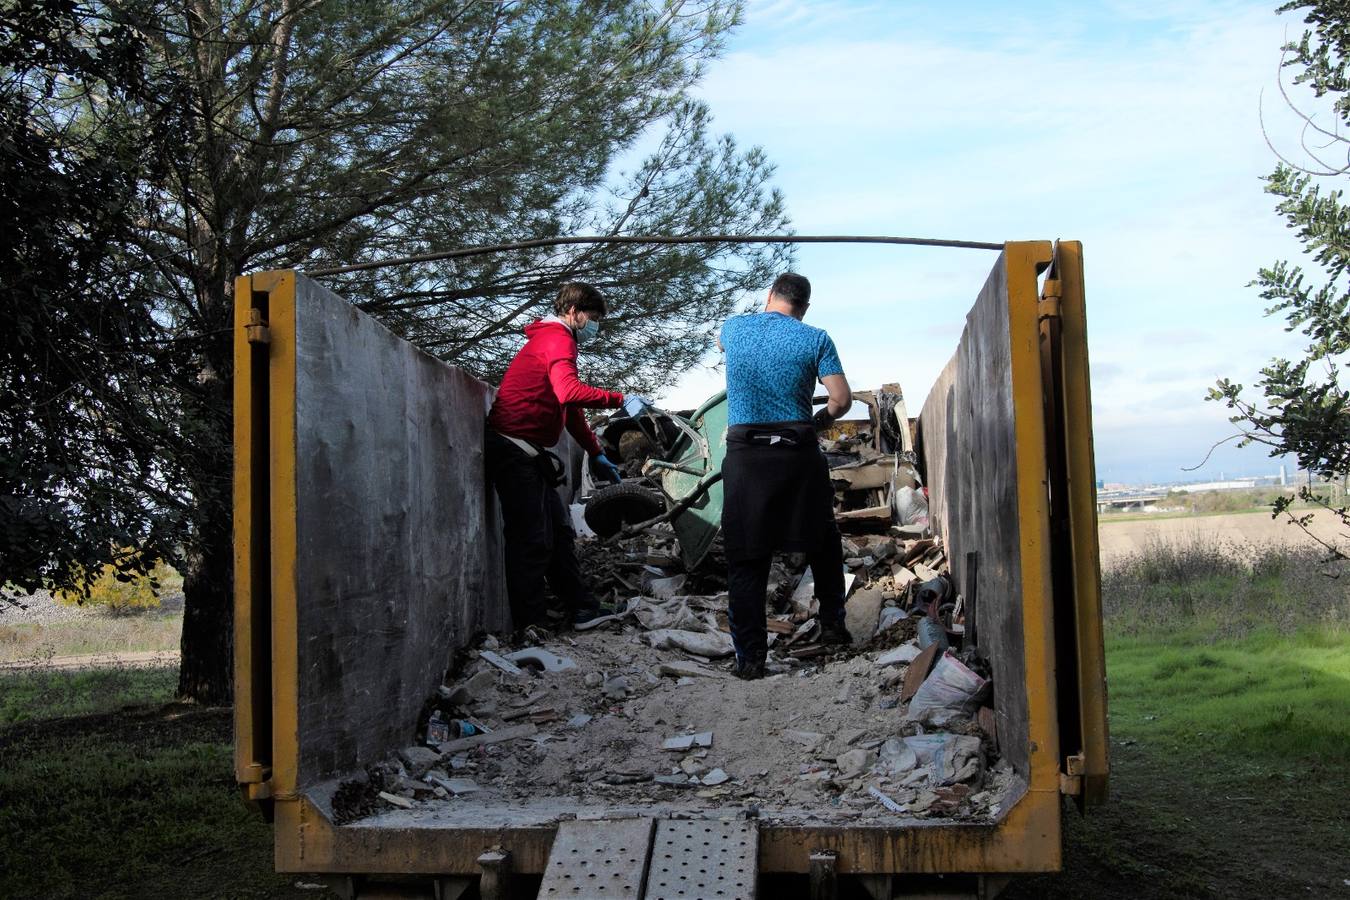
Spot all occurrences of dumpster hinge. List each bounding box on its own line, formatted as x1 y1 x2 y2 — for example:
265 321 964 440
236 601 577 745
1038 279 1062 319
1059 752 1085 796
245 308 271 344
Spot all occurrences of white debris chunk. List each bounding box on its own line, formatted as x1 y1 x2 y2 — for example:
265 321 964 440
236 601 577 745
478 650 524 676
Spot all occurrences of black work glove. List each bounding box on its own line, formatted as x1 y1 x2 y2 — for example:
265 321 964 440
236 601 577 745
812 408 835 432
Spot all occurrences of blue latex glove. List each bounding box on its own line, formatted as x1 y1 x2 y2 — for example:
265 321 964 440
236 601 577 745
594 453 622 483
622 394 651 418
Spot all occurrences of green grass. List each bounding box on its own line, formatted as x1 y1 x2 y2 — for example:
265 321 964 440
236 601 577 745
0 612 183 663
1108 627 1350 766
0 702 312 899
1102 537 1349 774
0 665 180 726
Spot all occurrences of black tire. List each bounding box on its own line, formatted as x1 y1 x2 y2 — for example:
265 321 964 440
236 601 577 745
584 482 666 538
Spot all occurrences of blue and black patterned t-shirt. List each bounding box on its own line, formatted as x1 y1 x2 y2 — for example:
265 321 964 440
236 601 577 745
720 311 844 426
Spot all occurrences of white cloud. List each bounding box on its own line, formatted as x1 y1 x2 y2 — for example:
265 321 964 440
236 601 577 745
668 1 1325 482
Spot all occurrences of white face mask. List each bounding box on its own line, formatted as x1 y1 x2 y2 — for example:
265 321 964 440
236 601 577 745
576 317 599 345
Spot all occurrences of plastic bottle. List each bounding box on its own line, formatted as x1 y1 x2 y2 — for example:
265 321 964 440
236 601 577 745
425 710 450 745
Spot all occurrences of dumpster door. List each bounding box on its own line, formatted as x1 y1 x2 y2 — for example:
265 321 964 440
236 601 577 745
1038 241 1109 809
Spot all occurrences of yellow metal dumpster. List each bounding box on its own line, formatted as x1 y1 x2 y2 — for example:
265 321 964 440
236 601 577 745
232 240 1107 898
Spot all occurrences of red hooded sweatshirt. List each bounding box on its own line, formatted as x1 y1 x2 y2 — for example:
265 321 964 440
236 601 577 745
487 317 622 457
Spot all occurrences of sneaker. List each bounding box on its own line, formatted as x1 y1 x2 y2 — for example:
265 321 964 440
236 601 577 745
733 657 767 680
572 603 620 631
819 622 853 646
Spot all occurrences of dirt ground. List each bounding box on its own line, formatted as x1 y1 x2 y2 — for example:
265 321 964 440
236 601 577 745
0 649 179 671
1096 509 1343 565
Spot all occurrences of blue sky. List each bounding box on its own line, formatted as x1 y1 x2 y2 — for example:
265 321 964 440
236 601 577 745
652 0 1329 485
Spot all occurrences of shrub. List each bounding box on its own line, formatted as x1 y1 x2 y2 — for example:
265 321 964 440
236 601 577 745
1101 533 1346 638
54 557 176 616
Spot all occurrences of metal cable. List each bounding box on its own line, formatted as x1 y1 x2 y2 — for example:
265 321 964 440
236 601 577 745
304 233 1005 276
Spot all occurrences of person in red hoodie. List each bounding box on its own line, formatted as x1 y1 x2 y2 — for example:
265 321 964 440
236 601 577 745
485 282 642 631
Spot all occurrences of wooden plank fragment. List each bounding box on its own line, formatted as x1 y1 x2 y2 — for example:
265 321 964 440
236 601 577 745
436 723 537 754
900 643 942 703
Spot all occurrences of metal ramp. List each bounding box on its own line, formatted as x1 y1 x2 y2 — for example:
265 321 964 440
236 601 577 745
537 818 758 900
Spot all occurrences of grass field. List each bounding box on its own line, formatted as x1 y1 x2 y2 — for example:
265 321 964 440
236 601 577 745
1 538 1346 899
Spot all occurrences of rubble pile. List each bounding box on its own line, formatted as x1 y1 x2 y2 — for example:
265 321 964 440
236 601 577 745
338 523 1014 826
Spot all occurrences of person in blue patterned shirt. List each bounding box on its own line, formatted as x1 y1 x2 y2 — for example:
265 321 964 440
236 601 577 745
717 273 854 679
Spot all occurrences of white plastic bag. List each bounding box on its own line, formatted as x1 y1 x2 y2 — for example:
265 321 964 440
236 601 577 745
892 486 930 528
641 628 735 659
903 733 983 783
630 596 704 631
906 652 987 725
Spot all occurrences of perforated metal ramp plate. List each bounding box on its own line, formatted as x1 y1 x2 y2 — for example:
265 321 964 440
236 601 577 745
538 818 655 900
646 818 758 900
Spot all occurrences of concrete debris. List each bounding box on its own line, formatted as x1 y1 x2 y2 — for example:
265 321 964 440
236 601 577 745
658 660 727 680
567 713 593 728
782 730 827 753
701 768 730 786
504 647 577 673
438 669 498 707
875 643 921 667
478 650 524 676
424 770 480 795
662 731 713 751
911 562 940 582
377 791 414 809
836 748 875 779
602 674 631 699
397 745 440 778
843 587 885 644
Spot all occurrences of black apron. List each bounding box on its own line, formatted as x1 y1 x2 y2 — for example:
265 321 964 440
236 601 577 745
720 421 836 562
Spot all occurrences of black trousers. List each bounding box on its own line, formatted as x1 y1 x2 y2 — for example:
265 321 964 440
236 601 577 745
727 544 847 666
721 421 846 665
485 431 590 628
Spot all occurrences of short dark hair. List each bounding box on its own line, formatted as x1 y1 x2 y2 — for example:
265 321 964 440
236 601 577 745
770 272 811 308
553 282 607 317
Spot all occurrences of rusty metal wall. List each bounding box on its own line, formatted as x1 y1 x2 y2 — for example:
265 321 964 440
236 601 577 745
291 275 509 786
918 254 1032 779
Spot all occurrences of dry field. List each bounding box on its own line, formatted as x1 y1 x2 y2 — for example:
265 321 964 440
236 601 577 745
1097 508 1344 565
